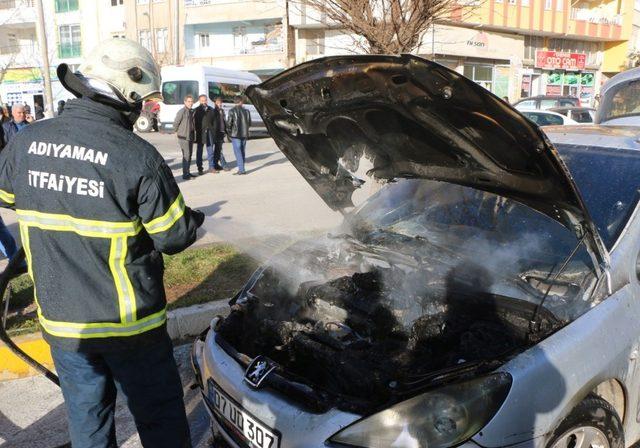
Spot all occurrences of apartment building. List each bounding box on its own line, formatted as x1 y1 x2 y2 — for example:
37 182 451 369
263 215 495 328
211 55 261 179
52 0 127 88
0 0 44 109
124 0 290 77
182 0 289 76
291 0 634 103
125 0 178 67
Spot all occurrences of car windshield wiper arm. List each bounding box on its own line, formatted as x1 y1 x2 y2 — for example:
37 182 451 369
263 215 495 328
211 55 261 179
529 234 587 334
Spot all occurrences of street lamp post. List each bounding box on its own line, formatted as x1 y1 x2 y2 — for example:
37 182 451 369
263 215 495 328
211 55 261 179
35 0 54 118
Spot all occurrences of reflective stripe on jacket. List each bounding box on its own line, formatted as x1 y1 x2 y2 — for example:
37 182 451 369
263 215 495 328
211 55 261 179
0 98 201 351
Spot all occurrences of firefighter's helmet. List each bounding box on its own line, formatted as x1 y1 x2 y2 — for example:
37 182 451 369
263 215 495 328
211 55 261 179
58 39 161 108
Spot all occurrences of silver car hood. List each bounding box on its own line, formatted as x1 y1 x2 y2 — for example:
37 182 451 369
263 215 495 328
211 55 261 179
246 54 608 268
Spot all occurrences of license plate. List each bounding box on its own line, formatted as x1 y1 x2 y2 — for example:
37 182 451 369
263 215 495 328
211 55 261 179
207 379 280 448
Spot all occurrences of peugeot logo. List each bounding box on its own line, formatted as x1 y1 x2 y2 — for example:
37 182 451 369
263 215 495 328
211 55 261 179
244 356 276 388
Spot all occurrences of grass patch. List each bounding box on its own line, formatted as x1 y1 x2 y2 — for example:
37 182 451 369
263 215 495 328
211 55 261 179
164 244 258 309
2 244 258 334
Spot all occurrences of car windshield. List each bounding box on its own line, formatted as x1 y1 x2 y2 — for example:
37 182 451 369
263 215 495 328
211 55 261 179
208 82 253 104
572 110 594 123
599 79 640 122
557 144 640 247
524 111 564 126
161 80 199 105
346 179 597 321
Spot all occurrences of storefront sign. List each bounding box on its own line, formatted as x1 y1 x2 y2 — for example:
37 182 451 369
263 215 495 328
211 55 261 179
535 51 587 70
421 25 524 61
466 32 489 50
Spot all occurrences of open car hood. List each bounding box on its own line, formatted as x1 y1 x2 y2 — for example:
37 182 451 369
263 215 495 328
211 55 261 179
246 54 608 268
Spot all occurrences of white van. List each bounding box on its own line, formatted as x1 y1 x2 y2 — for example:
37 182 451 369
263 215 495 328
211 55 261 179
157 65 267 136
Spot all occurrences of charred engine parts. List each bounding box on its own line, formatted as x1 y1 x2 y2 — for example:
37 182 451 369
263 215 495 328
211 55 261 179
218 267 560 413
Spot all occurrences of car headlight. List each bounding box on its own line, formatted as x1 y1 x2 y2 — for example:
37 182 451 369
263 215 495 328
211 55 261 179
328 373 511 448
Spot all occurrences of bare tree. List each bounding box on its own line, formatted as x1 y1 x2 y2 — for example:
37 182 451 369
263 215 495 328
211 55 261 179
292 0 463 54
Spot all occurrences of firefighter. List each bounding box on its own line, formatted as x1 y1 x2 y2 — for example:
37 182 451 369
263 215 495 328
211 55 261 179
0 39 204 447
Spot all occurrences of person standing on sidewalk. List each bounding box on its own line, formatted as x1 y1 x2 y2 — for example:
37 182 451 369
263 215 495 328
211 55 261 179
193 94 213 175
0 39 205 448
173 95 196 180
211 97 227 172
1 104 33 149
227 96 251 175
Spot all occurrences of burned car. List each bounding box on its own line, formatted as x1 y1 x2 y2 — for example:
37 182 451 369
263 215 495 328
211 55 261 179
192 55 640 448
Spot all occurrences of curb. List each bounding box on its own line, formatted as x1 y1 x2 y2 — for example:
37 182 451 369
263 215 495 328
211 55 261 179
0 299 230 381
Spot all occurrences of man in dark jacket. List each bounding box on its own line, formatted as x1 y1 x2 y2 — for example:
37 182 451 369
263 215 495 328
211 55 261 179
193 94 214 175
0 39 205 448
1 103 33 149
227 96 251 175
211 97 227 171
173 95 196 180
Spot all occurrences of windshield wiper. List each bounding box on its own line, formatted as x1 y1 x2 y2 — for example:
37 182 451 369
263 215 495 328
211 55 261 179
528 234 587 335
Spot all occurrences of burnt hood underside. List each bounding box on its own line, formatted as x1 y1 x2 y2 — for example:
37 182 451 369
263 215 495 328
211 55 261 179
246 54 607 266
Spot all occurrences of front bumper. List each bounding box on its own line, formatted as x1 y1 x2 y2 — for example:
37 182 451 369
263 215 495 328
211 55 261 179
191 322 544 448
192 322 362 448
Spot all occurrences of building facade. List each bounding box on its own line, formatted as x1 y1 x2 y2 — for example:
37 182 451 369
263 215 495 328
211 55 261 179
1 0 635 111
291 0 634 104
0 0 43 110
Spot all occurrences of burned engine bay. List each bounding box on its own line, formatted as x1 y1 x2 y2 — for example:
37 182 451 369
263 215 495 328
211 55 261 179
216 233 567 414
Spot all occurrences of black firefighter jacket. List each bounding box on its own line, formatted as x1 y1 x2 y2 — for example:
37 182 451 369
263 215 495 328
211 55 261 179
0 98 202 352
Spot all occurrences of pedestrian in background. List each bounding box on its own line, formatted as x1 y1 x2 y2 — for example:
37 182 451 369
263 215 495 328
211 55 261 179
193 94 213 175
0 105 10 124
0 103 29 265
57 100 66 116
1 103 33 150
173 94 196 180
211 97 227 172
34 99 44 120
227 96 251 175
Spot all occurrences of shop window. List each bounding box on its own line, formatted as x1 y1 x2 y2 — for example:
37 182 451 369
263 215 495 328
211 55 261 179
464 64 494 91
524 36 544 60
545 0 552 9
305 30 325 56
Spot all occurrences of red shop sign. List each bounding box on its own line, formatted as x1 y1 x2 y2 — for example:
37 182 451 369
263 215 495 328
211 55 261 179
535 50 587 70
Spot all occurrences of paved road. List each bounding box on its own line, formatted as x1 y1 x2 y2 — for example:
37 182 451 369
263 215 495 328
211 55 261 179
0 344 212 448
0 131 344 447
0 132 343 249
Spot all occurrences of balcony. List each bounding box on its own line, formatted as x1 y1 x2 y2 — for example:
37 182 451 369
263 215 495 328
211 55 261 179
186 0 242 5
571 7 622 25
0 0 36 24
0 0 34 9
183 0 284 24
0 42 39 69
58 43 81 59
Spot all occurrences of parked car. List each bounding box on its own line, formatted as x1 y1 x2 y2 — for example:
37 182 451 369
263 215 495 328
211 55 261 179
596 66 640 126
520 109 579 126
549 106 596 124
514 95 581 110
193 54 640 448
157 65 267 136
